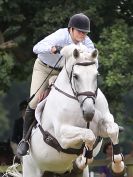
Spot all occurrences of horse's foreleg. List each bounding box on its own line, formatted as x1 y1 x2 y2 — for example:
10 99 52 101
58 125 95 169
111 144 125 175
96 89 125 174
99 119 125 174
59 125 95 149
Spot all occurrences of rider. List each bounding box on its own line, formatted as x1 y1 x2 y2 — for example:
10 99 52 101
17 13 96 156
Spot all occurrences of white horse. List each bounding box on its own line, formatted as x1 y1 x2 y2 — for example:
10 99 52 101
22 44 125 177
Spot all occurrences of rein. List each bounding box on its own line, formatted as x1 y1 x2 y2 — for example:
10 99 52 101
52 84 78 100
53 85 97 103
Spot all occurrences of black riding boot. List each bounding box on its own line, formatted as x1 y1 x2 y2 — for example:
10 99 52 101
17 106 35 156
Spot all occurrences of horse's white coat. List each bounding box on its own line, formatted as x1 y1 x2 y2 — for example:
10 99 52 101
23 44 124 177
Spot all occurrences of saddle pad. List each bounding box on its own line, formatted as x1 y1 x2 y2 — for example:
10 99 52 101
35 98 47 124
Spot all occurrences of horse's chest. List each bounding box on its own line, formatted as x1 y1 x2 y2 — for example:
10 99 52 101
33 148 75 172
89 121 99 136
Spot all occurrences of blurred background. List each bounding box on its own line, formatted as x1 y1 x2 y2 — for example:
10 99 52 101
0 0 133 167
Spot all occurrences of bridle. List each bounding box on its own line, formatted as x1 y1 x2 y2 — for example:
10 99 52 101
53 60 98 107
70 61 97 105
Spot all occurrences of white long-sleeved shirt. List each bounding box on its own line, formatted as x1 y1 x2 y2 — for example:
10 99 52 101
33 28 95 68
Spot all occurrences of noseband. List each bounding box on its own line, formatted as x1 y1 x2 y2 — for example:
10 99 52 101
70 61 97 105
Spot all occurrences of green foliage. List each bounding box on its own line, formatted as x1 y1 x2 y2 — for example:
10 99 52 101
0 0 133 141
0 102 9 140
0 51 14 94
96 20 133 122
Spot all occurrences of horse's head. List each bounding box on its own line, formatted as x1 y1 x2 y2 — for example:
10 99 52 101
61 44 99 122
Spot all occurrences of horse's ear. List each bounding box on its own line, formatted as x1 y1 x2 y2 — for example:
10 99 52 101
92 49 98 58
73 49 80 59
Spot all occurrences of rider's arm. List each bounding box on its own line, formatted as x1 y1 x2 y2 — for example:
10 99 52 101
33 28 66 54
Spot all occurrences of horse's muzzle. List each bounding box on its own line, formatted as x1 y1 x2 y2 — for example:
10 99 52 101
81 97 95 122
83 109 95 122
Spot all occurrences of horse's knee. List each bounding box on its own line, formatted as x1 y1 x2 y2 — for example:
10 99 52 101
107 123 119 135
84 129 95 146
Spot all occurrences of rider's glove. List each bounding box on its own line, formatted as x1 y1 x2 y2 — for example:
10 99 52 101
54 46 62 54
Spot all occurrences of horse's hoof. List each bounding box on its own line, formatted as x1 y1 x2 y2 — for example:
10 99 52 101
112 161 125 174
111 168 126 177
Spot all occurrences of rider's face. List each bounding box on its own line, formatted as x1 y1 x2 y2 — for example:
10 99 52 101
70 28 87 43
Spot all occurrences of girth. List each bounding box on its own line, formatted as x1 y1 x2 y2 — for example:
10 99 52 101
38 124 102 156
38 125 84 155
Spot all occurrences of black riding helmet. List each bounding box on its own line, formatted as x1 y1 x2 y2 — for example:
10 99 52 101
68 13 90 33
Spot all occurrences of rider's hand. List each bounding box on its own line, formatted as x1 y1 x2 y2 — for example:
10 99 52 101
51 46 62 54
38 92 46 103
51 46 57 54
38 88 51 103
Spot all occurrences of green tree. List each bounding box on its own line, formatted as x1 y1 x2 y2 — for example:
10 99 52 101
0 0 132 141
0 51 14 94
0 0 132 91
97 20 133 123
0 102 9 140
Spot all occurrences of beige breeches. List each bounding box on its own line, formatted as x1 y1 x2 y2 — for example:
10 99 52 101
29 58 60 109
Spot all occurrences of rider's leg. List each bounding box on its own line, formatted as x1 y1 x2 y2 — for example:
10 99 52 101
17 59 59 156
29 59 60 110
17 106 35 156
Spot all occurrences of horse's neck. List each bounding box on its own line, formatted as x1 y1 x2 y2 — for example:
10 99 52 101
41 68 77 129
54 68 74 95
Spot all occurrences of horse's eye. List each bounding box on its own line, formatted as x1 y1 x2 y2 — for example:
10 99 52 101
73 74 78 80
